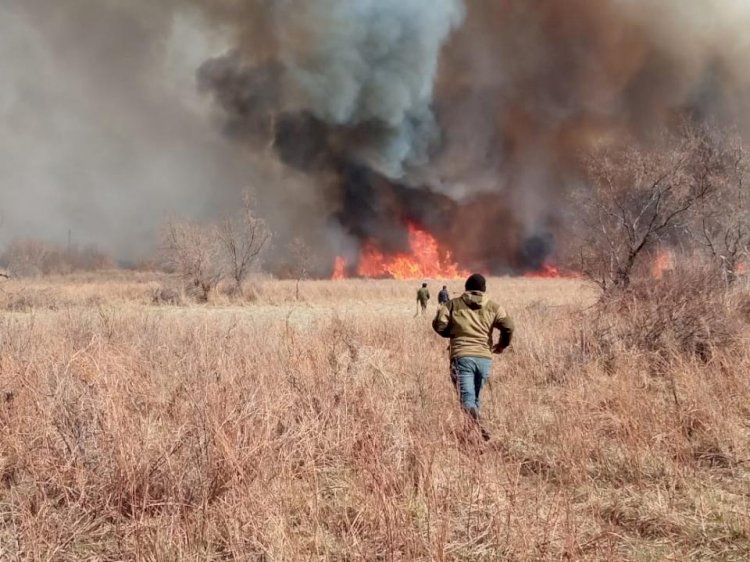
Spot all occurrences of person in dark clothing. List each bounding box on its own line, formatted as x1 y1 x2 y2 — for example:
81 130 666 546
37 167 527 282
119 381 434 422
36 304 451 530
438 285 450 305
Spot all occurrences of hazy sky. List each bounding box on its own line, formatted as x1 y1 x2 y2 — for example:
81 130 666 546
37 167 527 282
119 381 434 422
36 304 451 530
0 1 254 259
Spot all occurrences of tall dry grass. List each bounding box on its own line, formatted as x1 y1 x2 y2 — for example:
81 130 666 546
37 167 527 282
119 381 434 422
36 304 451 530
0 274 748 560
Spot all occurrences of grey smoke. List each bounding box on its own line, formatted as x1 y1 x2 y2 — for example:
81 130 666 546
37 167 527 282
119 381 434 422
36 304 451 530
0 0 254 260
279 0 464 178
199 0 465 179
3 0 750 272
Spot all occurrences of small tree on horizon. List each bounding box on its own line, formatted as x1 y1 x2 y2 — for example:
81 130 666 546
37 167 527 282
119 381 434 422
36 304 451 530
216 192 271 295
286 237 314 300
159 219 224 302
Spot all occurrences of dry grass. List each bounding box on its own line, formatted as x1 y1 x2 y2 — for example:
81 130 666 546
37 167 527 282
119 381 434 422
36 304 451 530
0 273 748 560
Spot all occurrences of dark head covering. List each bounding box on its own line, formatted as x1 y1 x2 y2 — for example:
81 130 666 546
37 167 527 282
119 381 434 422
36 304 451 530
422 282 428 288
465 273 486 293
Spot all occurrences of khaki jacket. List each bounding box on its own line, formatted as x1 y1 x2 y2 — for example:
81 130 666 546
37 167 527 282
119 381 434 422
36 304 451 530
417 287 430 305
432 291 514 359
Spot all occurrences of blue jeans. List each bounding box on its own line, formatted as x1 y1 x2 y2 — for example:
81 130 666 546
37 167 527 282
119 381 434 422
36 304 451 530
451 357 492 419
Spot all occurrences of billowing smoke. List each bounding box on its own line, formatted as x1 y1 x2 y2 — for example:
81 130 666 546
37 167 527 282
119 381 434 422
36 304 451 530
195 0 467 271
279 0 464 179
428 0 750 270
198 0 750 274
3 0 750 273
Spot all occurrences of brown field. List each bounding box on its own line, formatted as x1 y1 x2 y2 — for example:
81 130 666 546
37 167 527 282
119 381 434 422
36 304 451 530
0 273 748 560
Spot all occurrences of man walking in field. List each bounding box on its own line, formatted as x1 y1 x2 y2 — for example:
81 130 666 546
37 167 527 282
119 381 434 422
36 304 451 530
416 282 431 314
432 273 514 441
438 285 450 305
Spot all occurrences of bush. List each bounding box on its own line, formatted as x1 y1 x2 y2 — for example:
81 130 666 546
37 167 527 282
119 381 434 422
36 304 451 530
159 220 224 302
158 194 270 302
588 265 743 369
151 286 183 306
2 239 114 278
0 288 68 312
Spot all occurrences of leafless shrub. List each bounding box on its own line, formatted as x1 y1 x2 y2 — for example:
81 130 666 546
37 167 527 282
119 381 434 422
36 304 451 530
571 124 750 295
1 238 113 277
3 239 54 277
285 237 314 300
151 286 183 306
158 194 271 302
159 220 224 302
590 264 740 368
0 287 67 312
74 244 115 271
242 281 264 303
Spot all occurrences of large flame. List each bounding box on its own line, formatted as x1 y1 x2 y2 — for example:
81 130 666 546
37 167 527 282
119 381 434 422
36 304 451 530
334 224 470 280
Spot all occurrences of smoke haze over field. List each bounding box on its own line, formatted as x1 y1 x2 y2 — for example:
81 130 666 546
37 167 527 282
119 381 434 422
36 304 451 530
2 0 750 271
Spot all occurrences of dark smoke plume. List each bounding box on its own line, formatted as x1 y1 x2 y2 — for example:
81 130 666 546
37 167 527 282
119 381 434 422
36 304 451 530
197 0 464 177
3 0 750 272
196 0 750 274
430 0 750 271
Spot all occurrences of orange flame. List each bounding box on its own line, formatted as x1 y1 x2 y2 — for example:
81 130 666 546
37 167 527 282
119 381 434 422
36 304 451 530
651 249 674 279
332 256 347 280
524 263 562 279
333 224 470 280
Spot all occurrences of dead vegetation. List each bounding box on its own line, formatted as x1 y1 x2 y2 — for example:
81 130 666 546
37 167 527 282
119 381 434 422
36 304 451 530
1 238 114 278
571 124 750 293
586 264 746 370
159 191 270 302
0 274 747 560
0 131 747 562
150 286 184 306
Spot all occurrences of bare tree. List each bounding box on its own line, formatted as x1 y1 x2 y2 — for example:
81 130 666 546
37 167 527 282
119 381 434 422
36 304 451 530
286 237 314 300
215 193 271 294
572 127 717 291
160 219 224 302
693 130 750 284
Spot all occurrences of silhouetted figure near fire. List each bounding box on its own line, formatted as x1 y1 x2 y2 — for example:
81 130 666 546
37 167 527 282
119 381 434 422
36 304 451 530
432 273 514 441
438 285 450 305
416 283 431 315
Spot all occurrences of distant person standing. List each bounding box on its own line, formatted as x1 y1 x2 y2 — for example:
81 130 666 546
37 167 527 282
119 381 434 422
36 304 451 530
432 273 514 441
416 283 431 315
438 285 450 305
